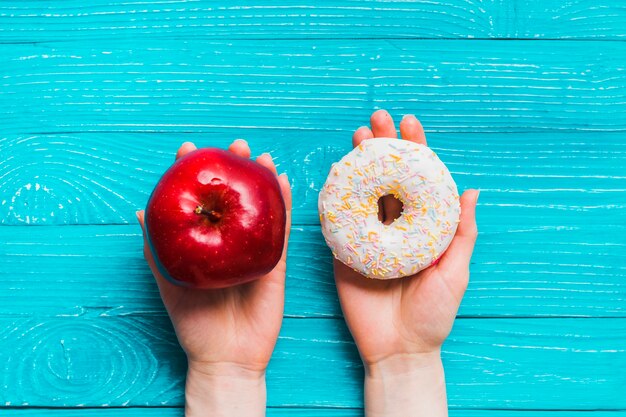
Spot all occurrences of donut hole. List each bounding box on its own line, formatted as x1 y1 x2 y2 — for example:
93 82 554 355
377 194 404 225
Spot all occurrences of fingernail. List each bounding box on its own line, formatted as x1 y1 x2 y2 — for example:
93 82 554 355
135 210 141 222
279 173 288 179
234 139 248 145
402 114 416 120
475 190 481 203
261 152 272 159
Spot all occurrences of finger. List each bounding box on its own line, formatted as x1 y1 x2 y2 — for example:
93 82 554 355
352 126 374 147
255 173 292 289
175 142 197 160
277 173 292 257
454 189 479 239
228 139 252 159
381 194 403 225
256 152 278 175
135 210 172 291
136 210 148 243
370 109 397 138
136 210 158 273
277 173 293 213
436 189 479 288
399 114 427 146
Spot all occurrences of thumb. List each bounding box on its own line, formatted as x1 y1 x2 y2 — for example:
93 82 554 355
136 210 154 266
136 210 145 232
136 210 172 291
136 210 151 246
436 189 479 291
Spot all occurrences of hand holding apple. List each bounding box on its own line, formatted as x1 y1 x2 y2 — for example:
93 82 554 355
137 140 291 417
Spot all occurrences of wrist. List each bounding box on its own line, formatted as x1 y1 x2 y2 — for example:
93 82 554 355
186 361 266 417
364 351 447 417
365 350 442 377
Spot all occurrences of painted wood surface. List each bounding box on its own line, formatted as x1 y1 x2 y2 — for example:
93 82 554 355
1 316 625 408
2 132 625 226
1 0 625 415
2 40 626 136
1 225 624 318
1 0 625 41
2 410 625 417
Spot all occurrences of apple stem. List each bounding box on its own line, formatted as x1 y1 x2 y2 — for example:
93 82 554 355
194 205 222 222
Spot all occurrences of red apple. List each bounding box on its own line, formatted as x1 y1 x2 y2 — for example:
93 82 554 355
145 148 286 289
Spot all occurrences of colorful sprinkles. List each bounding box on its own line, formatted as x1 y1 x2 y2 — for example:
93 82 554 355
318 138 461 279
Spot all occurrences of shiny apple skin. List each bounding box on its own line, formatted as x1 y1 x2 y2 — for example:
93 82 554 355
145 148 286 289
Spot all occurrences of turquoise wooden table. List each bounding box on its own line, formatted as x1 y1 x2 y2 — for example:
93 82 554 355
1 1 625 416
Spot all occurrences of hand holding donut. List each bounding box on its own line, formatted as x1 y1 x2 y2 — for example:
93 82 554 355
332 110 479 417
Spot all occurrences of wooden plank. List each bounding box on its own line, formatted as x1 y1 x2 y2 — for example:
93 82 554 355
0 0 624 42
0 409 361 417
514 1 626 40
0 0 501 41
2 408 625 417
1 40 625 135
1 316 624 408
1 216 624 319
1 132 624 226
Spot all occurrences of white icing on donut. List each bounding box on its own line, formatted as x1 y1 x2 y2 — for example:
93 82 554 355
318 138 460 279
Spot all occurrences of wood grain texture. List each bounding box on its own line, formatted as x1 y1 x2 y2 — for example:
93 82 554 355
2 1 625 415
1 40 625 135
514 1 626 39
1 224 624 319
1 316 625 408
0 0 501 42
2 409 626 417
1 0 624 42
1 132 625 226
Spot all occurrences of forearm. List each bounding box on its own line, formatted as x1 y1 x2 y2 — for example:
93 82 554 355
185 362 266 417
364 351 447 417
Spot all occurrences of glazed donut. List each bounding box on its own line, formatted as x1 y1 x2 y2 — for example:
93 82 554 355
318 138 460 279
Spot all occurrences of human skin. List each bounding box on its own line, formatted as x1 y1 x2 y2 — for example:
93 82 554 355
335 110 479 417
135 113 476 416
137 140 292 417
